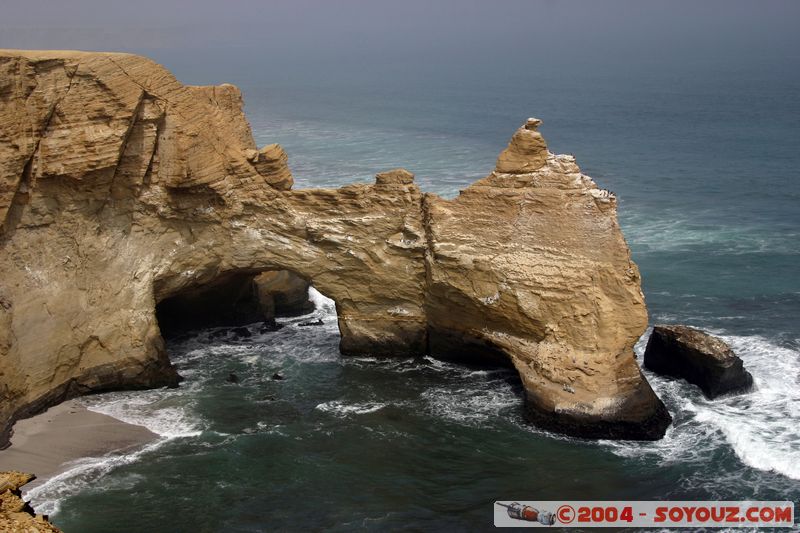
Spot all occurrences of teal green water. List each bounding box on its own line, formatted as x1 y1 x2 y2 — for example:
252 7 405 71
27 58 800 532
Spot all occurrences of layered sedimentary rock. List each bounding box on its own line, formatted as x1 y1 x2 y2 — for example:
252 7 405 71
644 325 753 399
0 50 669 444
426 118 667 438
0 471 61 532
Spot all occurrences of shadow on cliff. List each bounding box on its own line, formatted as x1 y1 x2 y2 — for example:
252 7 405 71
155 269 315 338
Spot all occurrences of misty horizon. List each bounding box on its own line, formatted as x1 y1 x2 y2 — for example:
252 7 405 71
2 0 799 86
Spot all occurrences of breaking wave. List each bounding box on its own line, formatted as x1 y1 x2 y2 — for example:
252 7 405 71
603 330 800 481
315 401 387 416
24 440 165 516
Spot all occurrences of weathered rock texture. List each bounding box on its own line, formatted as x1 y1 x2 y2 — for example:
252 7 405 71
644 325 754 399
0 50 669 443
0 471 61 532
254 270 314 318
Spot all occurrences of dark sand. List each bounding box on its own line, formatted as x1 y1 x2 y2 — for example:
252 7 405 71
0 400 157 489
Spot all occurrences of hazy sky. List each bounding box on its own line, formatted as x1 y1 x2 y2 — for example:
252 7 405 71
2 1 798 85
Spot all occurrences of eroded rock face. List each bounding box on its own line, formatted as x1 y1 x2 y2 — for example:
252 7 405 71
0 49 669 443
0 471 62 532
254 271 313 318
644 325 754 399
425 121 668 439
494 117 549 173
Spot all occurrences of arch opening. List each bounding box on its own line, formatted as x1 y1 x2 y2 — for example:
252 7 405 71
426 328 517 371
152 267 519 376
155 269 318 338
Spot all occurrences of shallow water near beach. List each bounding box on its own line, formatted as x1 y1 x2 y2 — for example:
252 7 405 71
26 60 800 531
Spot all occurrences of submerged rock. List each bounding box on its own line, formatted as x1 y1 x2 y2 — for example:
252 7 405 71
271 372 285 381
259 319 284 333
226 373 240 384
231 327 252 339
644 325 754 399
298 318 324 327
0 50 668 442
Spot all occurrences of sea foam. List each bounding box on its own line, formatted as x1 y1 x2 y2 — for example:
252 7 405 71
604 330 800 481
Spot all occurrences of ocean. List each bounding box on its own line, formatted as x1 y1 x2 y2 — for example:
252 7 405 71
24 58 800 531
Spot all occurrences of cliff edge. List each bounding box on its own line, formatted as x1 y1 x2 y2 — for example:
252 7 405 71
0 50 670 442
0 471 61 532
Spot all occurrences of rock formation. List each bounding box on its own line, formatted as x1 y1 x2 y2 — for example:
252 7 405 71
0 471 61 532
644 325 754 398
0 49 670 443
254 271 314 318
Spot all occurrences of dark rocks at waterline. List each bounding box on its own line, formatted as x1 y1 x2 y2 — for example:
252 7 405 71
209 323 279 339
298 318 324 327
644 325 754 399
231 327 252 338
259 319 284 333
523 376 673 441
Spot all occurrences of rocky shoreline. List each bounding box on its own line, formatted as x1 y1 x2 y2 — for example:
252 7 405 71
1 471 62 531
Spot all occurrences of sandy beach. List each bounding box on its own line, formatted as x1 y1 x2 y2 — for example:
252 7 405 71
0 399 157 490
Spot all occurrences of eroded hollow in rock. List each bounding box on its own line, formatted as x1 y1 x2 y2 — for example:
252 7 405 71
427 328 517 371
155 269 315 337
154 267 517 373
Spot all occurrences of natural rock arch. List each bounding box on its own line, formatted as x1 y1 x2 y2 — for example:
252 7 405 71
147 172 431 356
0 50 671 445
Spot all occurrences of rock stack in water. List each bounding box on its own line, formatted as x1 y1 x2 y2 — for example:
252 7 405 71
0 50 670 442
424 117 670 440
644 325 754 398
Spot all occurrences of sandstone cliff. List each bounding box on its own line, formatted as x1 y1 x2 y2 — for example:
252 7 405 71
0 50 670 443
0 471 61 532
